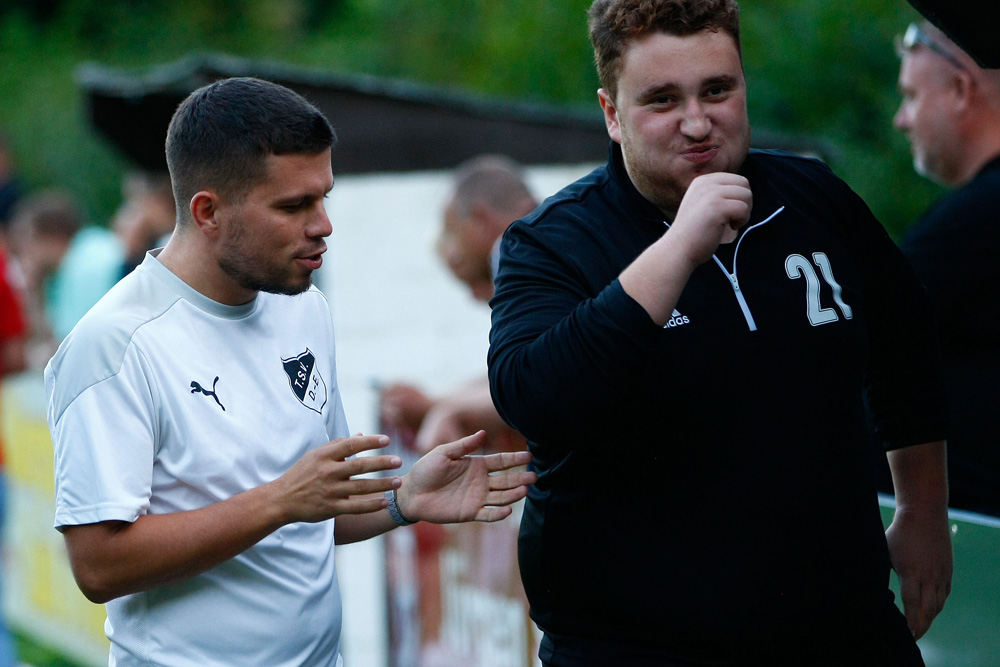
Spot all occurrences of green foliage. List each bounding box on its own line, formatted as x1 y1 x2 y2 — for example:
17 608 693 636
14 628 86 667
0 0 947 237
0 8 122 225
740 0 946 238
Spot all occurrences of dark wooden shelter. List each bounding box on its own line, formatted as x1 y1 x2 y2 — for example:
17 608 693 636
76 53 612 176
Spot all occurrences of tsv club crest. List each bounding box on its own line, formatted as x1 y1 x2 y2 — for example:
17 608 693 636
282 348 328 414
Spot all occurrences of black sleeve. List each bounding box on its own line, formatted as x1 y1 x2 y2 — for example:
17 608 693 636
487 217 660 447
843 182 949 450
899 185 1000 325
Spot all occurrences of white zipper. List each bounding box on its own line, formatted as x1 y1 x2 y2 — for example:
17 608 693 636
664 206 785 333
719 267 757 331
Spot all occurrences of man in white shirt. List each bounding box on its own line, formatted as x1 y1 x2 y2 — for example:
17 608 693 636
45 76 535 667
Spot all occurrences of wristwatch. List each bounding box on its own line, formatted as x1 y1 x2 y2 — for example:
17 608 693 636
386 488 416 526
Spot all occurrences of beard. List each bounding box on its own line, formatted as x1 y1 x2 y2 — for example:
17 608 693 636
625 158 689 216
913 147 948 186
218 230 313 297
218 255 312 296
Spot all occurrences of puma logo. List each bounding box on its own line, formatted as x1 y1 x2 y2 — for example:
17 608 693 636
190 376 225 411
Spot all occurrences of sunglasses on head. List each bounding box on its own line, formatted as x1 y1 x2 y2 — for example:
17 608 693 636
897 23 966 71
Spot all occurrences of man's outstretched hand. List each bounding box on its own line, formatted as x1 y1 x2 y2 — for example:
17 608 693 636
398 430 536 523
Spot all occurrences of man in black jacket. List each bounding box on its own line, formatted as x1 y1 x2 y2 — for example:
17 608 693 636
892 20 1000 518
488 1 952 665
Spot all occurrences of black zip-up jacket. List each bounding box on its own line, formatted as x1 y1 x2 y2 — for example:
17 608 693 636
488 144 946 664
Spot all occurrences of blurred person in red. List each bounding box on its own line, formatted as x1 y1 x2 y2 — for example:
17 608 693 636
0 239 27 667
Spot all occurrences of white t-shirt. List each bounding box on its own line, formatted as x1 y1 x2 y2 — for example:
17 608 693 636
46 251 350 666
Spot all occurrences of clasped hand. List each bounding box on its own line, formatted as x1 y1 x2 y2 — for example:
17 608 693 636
670 172 753 265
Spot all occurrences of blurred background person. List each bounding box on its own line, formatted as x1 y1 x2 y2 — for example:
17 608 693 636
113 171 176 277
378 155 539 664
892 20 1000 517
0 237 27 667
8 190 123 366
436 155 538 303
380 155 538 455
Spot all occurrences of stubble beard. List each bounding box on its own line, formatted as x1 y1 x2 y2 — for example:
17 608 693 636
218 234 313 297
912 145 948 186
224 261 312 296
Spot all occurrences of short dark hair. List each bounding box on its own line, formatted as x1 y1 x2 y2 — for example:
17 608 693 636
588 0 741 102
165 77 336 222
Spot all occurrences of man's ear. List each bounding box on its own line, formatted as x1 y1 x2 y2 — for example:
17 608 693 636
470 201 499 229
189 191 221 237
469 201 503 245
953 69 977 113
598 88 622 143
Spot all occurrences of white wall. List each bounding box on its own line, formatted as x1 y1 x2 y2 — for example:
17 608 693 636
321 162 596 666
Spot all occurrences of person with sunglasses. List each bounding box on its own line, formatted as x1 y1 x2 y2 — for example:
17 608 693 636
892 21 1000 518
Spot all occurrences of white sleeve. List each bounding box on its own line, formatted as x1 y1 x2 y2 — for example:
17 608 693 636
49 343 157 529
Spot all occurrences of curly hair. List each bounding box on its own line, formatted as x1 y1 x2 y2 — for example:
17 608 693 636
588 0 741 101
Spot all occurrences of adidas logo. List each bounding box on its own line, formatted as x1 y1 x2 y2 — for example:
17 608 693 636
664 309 691 329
